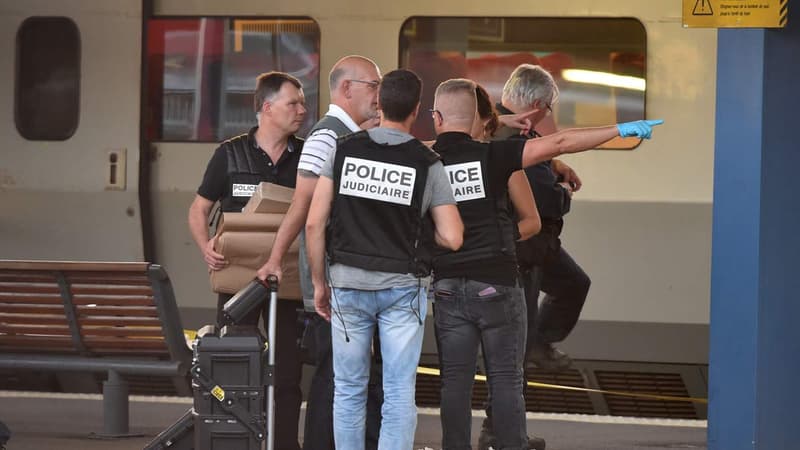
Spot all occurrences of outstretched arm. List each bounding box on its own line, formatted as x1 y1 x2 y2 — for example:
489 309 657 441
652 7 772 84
522 119 663 168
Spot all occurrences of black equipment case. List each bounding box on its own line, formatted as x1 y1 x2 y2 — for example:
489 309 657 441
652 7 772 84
192 331 266 450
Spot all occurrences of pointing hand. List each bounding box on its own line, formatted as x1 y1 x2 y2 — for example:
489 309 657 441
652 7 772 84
616 119 664 139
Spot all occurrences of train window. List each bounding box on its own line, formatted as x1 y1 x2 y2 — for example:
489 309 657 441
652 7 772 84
400 17 646 148
146 18 320 142
15 17 81 141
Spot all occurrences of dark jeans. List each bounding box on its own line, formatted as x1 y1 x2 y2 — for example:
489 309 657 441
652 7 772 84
433 278 528 450
301 314 383 450
217 294 303 450
523 246 591 355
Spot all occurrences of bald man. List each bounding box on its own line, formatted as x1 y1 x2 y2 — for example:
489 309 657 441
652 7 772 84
430 78 664 450
256 55 383 450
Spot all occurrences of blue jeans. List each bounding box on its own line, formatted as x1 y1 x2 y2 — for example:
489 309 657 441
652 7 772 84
433 278 527 450
330 285 427 450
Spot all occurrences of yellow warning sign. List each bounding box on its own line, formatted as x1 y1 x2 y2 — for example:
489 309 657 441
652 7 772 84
683 0 787 28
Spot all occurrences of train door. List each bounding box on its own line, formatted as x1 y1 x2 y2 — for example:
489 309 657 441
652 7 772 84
144 16 320 323
0 0 144 261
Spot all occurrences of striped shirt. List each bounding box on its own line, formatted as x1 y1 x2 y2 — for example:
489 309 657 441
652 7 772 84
297 104 361 176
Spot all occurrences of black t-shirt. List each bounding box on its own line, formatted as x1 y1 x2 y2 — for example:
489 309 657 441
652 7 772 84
434 132 524 286
197 126 302 202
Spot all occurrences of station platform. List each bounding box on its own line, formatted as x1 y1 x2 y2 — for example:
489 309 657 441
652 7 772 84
0 391 706 450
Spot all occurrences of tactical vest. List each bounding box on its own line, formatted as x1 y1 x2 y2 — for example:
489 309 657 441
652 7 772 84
220 133 298 213
327 131 440 276
308 114 352 137
219 133 261 213
433 134 517 270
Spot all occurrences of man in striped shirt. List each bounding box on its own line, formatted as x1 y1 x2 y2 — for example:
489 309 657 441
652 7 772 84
257 55 383 450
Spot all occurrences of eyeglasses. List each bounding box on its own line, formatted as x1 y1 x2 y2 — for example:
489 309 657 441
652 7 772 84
347 79 380 90
429 109 443 121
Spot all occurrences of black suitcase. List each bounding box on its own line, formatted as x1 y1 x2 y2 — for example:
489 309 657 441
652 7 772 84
143 409 193 450
192 332 267 450
192 332 265 416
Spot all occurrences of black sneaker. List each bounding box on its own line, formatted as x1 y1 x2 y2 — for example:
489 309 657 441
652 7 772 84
477 426 546 450
525 343 572 371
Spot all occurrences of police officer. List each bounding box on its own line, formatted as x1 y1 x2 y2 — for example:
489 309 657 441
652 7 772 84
255 55 385 450
494 64 588 374
305 69 464 450
430 78 664 450
188 71 306 450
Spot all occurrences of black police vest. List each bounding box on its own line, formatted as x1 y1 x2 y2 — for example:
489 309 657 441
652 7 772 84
327 131 440 276
220 133 299 213
433 135 517 270
220 134 262 213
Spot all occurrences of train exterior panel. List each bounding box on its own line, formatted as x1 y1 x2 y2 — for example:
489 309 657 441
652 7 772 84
0 0 715 378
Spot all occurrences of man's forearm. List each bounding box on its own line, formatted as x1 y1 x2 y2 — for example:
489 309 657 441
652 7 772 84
523 126 617 167
188 208 210 252
306 219 327 287
267 200 310 264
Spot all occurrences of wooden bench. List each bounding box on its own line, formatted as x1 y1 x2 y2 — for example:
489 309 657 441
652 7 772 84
0 260 192 437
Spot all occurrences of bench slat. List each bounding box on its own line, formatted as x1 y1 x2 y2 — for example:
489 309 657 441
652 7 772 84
0 294 158 307
0 294 64 304
0 283 60 294
1 314 162 327
0 273 57 283
0 313 69 326
1 324 168 338
71 286 153 296
1 304 159 317
79 317 162 327
75 305 159 317
0 304 69 315
0 334 168 356
71 295 156 306
0 335 75 348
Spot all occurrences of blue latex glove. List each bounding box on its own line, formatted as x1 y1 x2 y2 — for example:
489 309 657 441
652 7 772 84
616 119 664 139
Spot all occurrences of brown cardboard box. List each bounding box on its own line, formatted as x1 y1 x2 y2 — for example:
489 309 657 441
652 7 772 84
208 182 302 300
209 230 302 300
242 182 294 214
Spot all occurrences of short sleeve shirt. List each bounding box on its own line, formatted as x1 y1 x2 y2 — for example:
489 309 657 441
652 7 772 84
297 105 361 176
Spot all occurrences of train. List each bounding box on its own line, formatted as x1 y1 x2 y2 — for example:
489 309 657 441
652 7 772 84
0 0 714 418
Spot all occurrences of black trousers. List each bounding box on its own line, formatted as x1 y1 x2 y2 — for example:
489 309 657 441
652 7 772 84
217 294 303 450
434 278 528 450
301 314 383 450
523 246 591 356
484 246 591 431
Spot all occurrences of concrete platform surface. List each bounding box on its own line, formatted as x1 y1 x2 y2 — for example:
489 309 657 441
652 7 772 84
0 391 706 449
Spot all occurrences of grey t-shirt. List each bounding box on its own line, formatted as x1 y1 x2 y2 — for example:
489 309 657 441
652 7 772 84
319 127 455 290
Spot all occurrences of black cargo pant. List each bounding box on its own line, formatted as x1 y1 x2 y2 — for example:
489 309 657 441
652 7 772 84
523 246 591 356
217 294 303 450
302 314 383 450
